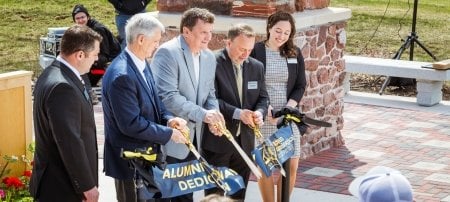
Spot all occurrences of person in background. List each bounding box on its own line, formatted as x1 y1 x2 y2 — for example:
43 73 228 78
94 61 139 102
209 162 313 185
101 13 187 202
202 23 268 201
250 11 307 202
151 7 224 202
30 25 101 202
72 4 121 103
108 0 151 48
348 166 414 202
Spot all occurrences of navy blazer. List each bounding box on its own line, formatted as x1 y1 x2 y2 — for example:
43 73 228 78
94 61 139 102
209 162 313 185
202 49 269 156
250 42 307 104
30 60 98 201
102 51 173 180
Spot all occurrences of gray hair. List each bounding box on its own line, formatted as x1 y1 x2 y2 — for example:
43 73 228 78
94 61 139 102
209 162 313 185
125 13 165 45
228 23 255 41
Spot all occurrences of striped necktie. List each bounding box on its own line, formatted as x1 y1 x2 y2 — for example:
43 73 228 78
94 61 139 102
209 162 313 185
234 63 242 103
234 63 242 136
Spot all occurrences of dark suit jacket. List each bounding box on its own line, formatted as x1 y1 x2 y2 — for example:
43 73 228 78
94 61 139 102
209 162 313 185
202 49 269 156
250 42 307 104
30 60 98 201
102 51 173 180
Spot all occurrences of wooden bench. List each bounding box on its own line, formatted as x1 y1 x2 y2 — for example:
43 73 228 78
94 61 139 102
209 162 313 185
344 55 450 106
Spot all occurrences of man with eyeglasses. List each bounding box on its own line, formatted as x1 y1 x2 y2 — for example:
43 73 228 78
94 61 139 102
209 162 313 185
72 4 121 104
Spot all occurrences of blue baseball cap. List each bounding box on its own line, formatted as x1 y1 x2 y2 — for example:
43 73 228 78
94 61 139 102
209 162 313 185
349 166 413 202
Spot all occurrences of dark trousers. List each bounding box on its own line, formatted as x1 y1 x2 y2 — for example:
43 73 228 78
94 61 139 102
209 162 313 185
115 179 137 202
202 147 251 201
115 179 157 202
155 152 197 202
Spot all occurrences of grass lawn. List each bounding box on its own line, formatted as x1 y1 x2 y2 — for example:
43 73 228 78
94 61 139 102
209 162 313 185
0 0 156 75
0 0 448 77
331 0 449 61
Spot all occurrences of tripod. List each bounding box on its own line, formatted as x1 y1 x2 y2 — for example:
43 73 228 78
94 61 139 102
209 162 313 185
379 0 437 95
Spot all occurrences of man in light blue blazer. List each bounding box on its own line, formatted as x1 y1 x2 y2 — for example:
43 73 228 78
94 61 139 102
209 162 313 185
102 13 188 202
151 8 224 202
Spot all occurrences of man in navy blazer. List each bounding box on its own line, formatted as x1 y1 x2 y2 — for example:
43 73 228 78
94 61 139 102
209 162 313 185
30 25 101 202
101 13 187 202
202 24 269 200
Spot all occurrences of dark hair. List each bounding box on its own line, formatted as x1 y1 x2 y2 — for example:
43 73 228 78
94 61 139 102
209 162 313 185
228 23 255 41
72 4 90 22
180 7 215 33
60 25 102 56
266 11 297 58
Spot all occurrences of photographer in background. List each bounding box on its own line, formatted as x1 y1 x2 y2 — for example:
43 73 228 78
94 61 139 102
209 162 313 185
72 4 121 104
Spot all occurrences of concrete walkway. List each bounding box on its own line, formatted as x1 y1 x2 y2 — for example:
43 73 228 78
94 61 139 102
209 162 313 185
95 91 450 201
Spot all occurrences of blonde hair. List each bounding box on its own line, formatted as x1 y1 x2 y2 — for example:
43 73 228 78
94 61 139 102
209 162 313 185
200 194 234 202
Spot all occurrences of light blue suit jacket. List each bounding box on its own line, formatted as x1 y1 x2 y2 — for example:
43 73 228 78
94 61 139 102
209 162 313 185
152 35 219 159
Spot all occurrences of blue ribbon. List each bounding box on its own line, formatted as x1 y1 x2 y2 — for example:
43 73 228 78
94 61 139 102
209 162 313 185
137 159 245 199
252 125 295 177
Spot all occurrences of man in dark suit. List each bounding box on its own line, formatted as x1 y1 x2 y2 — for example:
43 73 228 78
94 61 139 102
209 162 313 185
30 25 102 202
202 24 269 201
101 13 187 202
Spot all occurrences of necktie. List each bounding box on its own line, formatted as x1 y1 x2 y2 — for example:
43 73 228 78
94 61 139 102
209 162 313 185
80 79 90 103
143 66 161 122
234 63 243 103
143 67 153 91
234 63 242 136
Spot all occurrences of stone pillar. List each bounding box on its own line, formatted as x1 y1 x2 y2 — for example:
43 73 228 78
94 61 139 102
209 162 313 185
158 0 234 15
300 0 330 10
232 0 295 18
157 0 331 17
150 6 351 158
297 21 348 156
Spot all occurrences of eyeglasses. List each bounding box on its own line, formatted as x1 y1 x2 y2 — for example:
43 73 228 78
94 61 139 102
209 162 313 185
75 15 87 21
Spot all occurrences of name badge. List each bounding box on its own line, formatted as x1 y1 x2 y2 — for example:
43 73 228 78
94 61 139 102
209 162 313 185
287 58 297 64
248 81 258 90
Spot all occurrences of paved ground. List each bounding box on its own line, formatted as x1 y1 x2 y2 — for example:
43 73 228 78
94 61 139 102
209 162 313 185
94 91 450 201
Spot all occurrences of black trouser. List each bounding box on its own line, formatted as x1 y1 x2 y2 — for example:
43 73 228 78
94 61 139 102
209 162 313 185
202 147 250 201
115 179 137 202
115 179 156 202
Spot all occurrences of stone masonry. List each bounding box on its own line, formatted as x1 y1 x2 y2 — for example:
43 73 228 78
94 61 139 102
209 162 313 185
158 0 330 17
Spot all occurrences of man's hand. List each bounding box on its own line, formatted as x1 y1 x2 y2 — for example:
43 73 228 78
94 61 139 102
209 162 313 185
203 110 224 125
170 129 187 144
83 186 99 202
253 111 264 127
240 109 256 127
208 123 222 136
168 117 187 130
